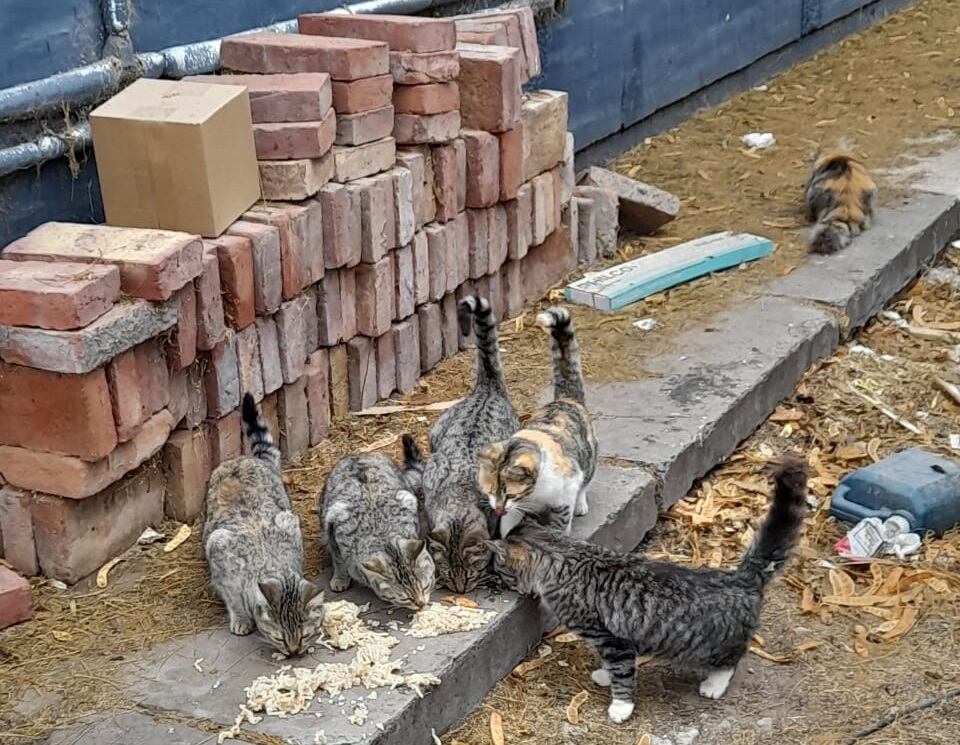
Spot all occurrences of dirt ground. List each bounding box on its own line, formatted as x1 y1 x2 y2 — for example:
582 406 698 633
4 0 960 742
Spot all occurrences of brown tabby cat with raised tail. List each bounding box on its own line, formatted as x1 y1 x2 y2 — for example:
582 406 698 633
478 307 596 538
804 151 876 255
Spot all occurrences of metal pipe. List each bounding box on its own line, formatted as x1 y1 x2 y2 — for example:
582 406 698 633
0 59 124 123
0 123 91 179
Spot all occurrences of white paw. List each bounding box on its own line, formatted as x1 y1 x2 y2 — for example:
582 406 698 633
699 668 735 700
230 621 254 636
330 576 351 593
607 699 634 724
591 668 612 687
575 502 589 517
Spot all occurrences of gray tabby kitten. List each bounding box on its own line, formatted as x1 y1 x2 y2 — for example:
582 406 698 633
423 296 519 593
488 455 808 724
203 393 325 657
321 451 435 609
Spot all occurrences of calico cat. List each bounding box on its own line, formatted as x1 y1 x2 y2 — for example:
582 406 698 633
804 151 876 255
478 307 596 538
487 454 808 724
321 452 435 609
203 393 325 657
422 296 519 593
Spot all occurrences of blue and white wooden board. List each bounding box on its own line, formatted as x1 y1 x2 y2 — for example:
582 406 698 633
565 231 774 311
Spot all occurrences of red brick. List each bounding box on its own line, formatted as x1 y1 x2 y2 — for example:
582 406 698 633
336 105 395 146
258 153 334 201
552 167 564 230
241 206 311 300
452 212 471 287
106 350 144 442
425 224 448 302
439 293 459 359
221 32 389 79
210 236 256 331
316 271 342 346
0 565 33 627
431 144 459 223
168 367 189 426
488 204 509 274
186 72 332 123
255 316 284 395
276 295 311 384
389 50 460 85
502 259 524 321
383 172 401 254
498 123 524 201
411 231 431 306
443 222 460 294
258 393 281 449
393 82 460 114
332 137 397 183
319 183 363 269
394 111 461 145
299 13 456 53
236 324 265 403
375 329 397 399
563 198 580 270
486 269 504 322
466 209 489 280
134 339 170 419
328 344 350 420
456 14 527 80
456 281 478 349
561 132 575 206
254 109 336 159
225 221 283 314
521 226 575 304
204 335 240 417
195 245 227 350
165 285 198 370
390 167 416 248
277 377 310 458
0 486 38 577
0 260 120 331
207 409 243 467
302 286 320 355
289 200 325 286
162 428 210 522
183 361 208 429
507 183 533 260
393 244 415 320
454 137 467 213
339 267 359 341
417 302 443 372
394 318 421 394
347 177 389 264
460 8 540 77
355 257 394 337
331 74 394 114
304 350 330 446
461 130 500 209
396 148 433 229
457 44 521 133
347 336 378 411
0 409 173 499
574 195 598 265
521 90 568 181
531 171 557 246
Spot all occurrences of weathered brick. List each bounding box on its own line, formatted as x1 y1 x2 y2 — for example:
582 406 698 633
411 231 430 306
389 50 460 85
486 268 504 322
488 203 509 274
452 211 471 287
304 350 330 446
502 259 524 320
316 184 359 270
389 167 416 248
302 286 320 354
203 335 240 417
467 209 489 280
4 223 203 302
507 184 533 260
380 172 399 250
393 111 460 146
463 7 540 77
439 293 460 359
275 295 311 384
0 487 37 577
355 257 394 337
328 344 350 420
347 336 378 411
0 260 119 331
258 153 334 201
0 409 173 499
221 32 389 79
195 245 226 350
299 13 456 53
443 222 459 294
393 82 460 114
168 367 189 426
461 130 500 209
417 302 443 372
456 14 527 79
454 137 468 213
207 409 243 467
106 349 145 442
278 377 310 458
316 271 343 345
522 226 575 304
331 74 394 114
332 137 397 183
186 72 332 123
225 221 284 314
574 185 619 258
552 168 564 230
561 132 576 206
431 144 459 223
162 428 210 522
183 361 208 429
255 316 284 395
396 148 433 229
375 329 397 399
339 267 359 340
336 105 395 146
0 565 32 627
498 123 524 201
393 244 415 320
241 205 312 300
236 324 265 403
521 90 569 181
254 109 336 159
287 200 325 286
531 171 557 246
425 224 448 302
211 235 256 330
578 166 681 234
348 177 390 263
393 318 421 394
457 44 521 133
134 339 170 420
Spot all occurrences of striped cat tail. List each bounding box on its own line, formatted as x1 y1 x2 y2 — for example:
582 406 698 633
458 295 506 388
241 392 281 471
809 218 853 255
536 306 586 404
401 434 426 493
737 453 808 587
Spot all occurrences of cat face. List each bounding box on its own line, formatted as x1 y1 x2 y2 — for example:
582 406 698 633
360 539 435 610
477 441 540 517
427 521 491 594
255 576 326 657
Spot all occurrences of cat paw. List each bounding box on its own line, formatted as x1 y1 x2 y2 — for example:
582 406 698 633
575 503 589 517
607 699 634 724
230 621 254 636
330 577 351 593
591 668 611 687
699 668 735 700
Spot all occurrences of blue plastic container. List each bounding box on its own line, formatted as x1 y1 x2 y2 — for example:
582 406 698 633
831 448 960 535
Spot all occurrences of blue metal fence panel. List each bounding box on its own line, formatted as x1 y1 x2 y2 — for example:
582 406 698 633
804 0 873 34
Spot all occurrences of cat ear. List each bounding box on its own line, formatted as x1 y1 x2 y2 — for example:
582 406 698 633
362 556 388 577
478 442 505 465
258 576 284 607
485 540 508 563
428 528 450 548
399 538 426 564
463 529 489 550
299 578 323 606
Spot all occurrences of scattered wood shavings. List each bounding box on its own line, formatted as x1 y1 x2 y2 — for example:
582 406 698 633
163 524 192 553
442 595 479 609
193 658 204 673
489 711 505 745
406 602 497 638
349 702 368 726
217 705 262 743
566 690 589 724
355 400 460 416
95 557 124 589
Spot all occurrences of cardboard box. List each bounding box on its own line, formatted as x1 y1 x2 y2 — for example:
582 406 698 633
91 79 261 237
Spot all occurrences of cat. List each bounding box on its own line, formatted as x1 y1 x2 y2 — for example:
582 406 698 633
477 306 596 538
487 454 808 724
320 451 435 609
804 151 876 255
422 295 519 593
203 393 325 657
